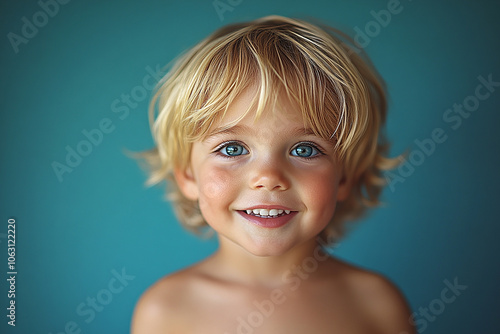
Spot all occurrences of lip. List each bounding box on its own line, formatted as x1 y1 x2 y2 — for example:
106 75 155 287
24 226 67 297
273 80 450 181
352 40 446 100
242 205 294 211
237 210 297 229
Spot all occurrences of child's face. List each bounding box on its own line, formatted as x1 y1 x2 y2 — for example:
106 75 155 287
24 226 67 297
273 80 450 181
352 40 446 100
175 87 349 256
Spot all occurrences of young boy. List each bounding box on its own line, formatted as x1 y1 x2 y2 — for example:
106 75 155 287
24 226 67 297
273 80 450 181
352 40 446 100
132 15 415 334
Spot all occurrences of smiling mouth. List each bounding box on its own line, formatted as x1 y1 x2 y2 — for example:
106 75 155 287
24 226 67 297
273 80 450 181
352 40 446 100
243 208 292 218
238 209 297 228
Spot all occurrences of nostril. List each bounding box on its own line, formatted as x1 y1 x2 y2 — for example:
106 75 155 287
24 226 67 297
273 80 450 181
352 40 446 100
253 183 286 191
250 169 290 191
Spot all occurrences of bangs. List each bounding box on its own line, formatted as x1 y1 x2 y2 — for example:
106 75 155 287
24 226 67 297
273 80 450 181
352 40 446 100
166 18 362 156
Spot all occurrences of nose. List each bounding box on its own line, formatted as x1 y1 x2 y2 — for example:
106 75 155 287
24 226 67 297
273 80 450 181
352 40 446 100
248 158 290 191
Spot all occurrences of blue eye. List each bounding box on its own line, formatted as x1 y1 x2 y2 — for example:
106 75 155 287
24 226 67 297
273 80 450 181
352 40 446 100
219 143 249 157
291 144 321 158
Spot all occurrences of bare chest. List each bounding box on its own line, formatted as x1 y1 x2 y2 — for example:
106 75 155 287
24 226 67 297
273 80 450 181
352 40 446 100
178 288 379 334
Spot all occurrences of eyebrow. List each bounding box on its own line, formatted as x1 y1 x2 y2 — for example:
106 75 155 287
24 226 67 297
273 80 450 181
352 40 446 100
205 124 319 139
206 124 251 138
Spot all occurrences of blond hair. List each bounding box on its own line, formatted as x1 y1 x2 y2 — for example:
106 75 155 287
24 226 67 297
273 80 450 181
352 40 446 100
140 15 398 242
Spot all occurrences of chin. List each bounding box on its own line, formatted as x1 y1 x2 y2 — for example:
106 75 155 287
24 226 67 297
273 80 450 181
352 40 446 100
240 239 297 257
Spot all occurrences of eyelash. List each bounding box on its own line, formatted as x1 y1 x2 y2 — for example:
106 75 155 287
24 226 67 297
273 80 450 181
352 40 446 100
213 141 249 159
291 141 325 159
213 141 325 160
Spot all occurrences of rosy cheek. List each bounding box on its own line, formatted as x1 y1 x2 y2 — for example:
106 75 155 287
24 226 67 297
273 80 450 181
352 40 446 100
302 168 339 207
199 165 235 200
311 176 337 196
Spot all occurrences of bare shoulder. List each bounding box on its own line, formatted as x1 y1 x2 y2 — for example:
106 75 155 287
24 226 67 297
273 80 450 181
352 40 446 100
131 267 199 334
332 258 416 334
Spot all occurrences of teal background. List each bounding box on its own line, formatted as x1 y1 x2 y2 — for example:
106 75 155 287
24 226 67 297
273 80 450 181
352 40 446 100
1 0 499 333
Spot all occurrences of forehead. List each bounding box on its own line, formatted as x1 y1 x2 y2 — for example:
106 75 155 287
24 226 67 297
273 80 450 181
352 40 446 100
202 88 327 146
211 86 305 130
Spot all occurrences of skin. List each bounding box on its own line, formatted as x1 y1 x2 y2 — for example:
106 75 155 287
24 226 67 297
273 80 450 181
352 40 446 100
131 87 416 334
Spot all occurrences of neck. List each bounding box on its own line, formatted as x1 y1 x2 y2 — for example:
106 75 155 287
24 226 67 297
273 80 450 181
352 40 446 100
207 235 331 288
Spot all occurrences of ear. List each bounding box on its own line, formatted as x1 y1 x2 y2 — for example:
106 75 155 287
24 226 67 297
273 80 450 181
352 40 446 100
336 175 350 202
173 167 199 201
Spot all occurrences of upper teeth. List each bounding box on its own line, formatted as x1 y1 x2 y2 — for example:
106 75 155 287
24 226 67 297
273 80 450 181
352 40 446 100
245 209 291 216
